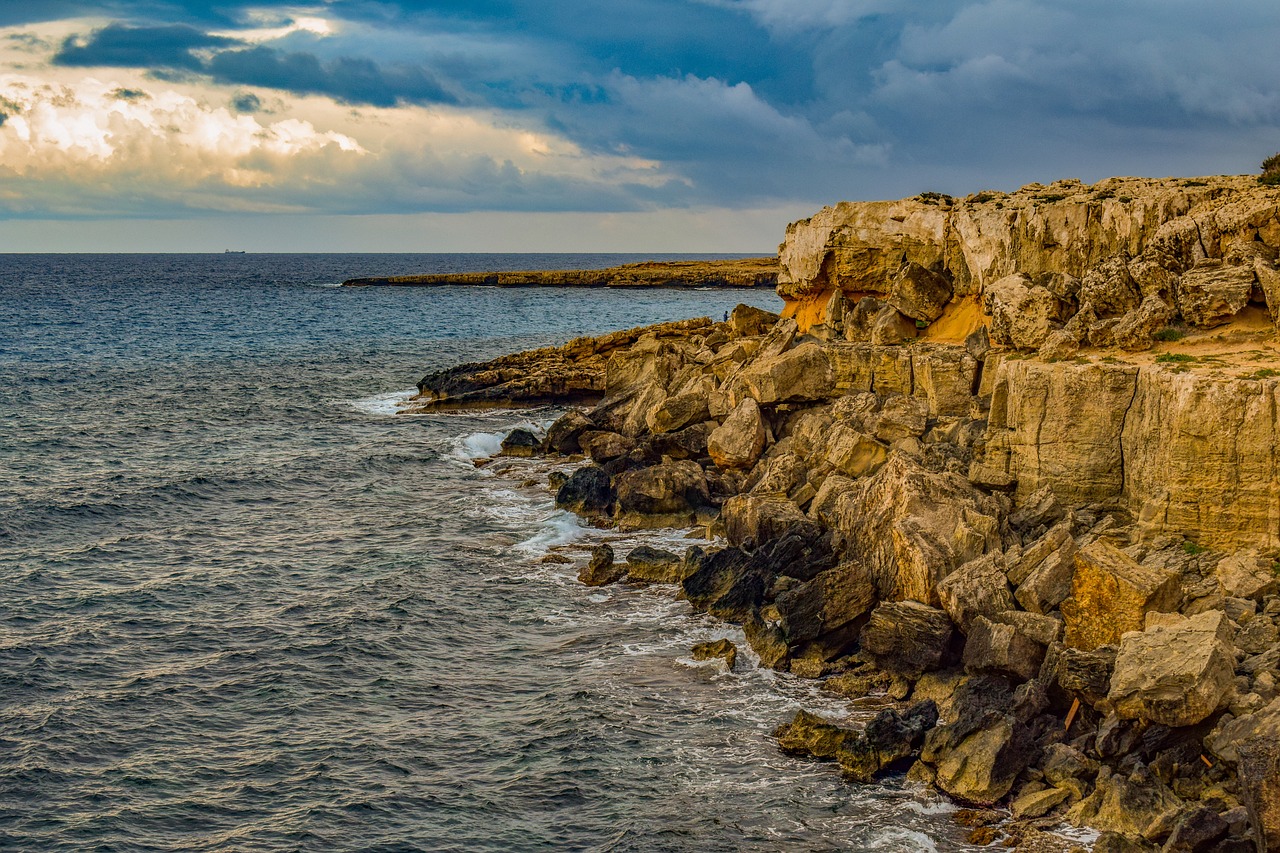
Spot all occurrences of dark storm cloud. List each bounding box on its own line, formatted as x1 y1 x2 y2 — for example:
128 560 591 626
53 23 237 71
15 0 1280 215
207 46 455 107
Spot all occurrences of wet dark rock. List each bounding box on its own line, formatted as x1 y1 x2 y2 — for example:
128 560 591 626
860 601 958 677
1068 764 1184 842
644 421 716 461
625 546 687 584
928 714 1038 805
1161 806 1228 853
838 700 940 782
963 615 1047 681
775 563 876 648
544 409 595 454
579 544 624 586
614 459 710 518
743 608 790 670
499 427 541 457
691 638 738 670
1043 642 1117 706
555 465 616 516
580 430 636 463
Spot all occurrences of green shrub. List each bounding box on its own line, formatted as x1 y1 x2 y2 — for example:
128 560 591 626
1260 153 1280 185
1183 541 1206 556
1156 352 1197 363
1152 326 1185 342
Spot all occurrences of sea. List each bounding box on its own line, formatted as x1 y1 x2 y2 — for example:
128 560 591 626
0 254 987 852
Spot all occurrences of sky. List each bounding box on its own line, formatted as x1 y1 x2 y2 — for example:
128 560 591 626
1 1 1279 251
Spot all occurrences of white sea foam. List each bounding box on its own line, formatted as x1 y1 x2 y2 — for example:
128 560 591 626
346 388 417 416
514 509 585 556
870 827 940 851
454 430 506 461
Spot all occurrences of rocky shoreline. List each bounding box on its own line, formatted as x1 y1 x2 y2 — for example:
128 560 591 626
341 257 778 288
412 175 1280 852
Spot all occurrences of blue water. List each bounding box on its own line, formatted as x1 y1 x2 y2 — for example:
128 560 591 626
0 254 979 851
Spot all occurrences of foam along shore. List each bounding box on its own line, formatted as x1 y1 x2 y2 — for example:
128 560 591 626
341 257 778 288
413 174 1280 852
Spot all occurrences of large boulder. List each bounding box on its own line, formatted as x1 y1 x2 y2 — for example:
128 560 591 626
500 427 541 457
1176 259 1255 327
937 554 1017 633
544 409 595 454
1216 551 1280 601
1014 534 1078 615
1107 610 1236 730
555 465 616 516
721 494 817 550
614 459 710 526
646 390 711 434
708 398 768 469
729 303 780 337
870 394 929 442
822 455 1003 605
887 262 953 323
837 701 940 782
625 546 688 584
860 601 958 677
931 715 1037 806
1061 540 1181 650
733 341 835 404
962 615 1046 681
1066 765 1184 842
983 273 1062 350
822 423 889 479
681 547 770 623
775 562 876 647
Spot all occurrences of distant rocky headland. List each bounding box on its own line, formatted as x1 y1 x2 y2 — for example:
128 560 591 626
341 257 778 288
410 175 1280 852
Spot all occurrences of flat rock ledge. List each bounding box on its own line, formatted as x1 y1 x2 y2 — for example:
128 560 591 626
342 257 779 289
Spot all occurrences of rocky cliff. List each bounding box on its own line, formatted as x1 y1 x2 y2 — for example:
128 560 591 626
412 173 1280 852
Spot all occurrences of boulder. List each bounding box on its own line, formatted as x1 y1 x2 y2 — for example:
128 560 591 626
682 547 771 623
721 494 817 550
1080 255 1142 317
744 609 790 670
775 710 852 759
555 465 616 516
1111 295 1175 351
887 262 953 323
869 305 918 345
1015 541 1078 615
544 409 595 454
708 398 768 469
729 303 780 338
871 394 929 442
691 638 738 670
983 273 1061 349
734 341 835 404
580 430 635 463
647 390 711 434
843 296 889 342
837 701 940 782
1011 787 1070 819
579 544 624 586
614 459 710 521
822 423 889 479
962 616 1046 681
1108 610 1235 728
625 546 687 584
499 427 541 457
1043 642 1117 705
827 454 1003 605
1061 540 1181 650
1067 765 1184 842
860 601 958 677
1216 551 1280 601
932 715 1037 805
775 562 876 647
1041 743 1099 787
937 554 1017 633
989 610 1062 646
746 452 807 496
1161 807 1229 853
645 420 716 461
1176 259 1255 327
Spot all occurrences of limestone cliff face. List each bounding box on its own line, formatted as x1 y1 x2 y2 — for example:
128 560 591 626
777 176 1280 353
777 174 1280 550
979 360 1280 549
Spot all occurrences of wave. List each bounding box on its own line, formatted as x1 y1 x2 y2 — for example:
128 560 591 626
345 388 418 416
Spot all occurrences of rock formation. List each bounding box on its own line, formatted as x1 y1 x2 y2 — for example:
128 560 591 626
412 173 1280 851
342 257 778 288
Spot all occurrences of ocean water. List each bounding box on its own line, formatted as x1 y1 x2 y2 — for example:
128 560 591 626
0 254 983 852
